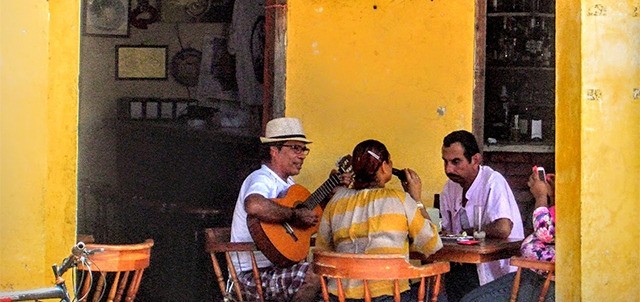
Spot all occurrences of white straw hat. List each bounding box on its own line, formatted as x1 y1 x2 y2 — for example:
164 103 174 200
260 117 312 144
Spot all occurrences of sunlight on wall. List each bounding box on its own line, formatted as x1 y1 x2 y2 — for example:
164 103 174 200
286 0 476 204
0 0 78 289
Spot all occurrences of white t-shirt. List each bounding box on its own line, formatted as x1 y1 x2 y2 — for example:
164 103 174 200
440 165 524 285
230 164 294 271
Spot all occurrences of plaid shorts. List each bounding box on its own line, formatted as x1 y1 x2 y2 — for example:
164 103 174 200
237 262 311 301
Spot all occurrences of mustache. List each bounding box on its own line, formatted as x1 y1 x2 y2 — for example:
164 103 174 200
446 173 460 179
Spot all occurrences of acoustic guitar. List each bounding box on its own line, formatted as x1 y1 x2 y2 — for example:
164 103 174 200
247 156 352 267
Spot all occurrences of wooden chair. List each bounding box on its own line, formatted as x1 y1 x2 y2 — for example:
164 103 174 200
76 239 154 302
204 227 267 302
509 256 555 302
313 250 450 302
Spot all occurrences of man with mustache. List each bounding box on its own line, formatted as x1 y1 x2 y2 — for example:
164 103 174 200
439 130 524 302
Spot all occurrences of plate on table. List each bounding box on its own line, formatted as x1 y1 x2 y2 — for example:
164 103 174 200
441 234 474 241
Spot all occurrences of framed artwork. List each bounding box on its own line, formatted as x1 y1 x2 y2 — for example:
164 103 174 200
116 45 168 80
83 0 131 37
82 0 130 37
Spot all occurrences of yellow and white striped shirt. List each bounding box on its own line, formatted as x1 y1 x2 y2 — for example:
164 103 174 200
316 186 443 299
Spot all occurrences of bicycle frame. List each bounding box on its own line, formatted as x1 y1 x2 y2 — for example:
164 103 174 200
0 242 100 302
0 265 71 302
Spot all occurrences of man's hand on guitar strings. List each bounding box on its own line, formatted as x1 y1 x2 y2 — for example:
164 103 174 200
289 207 319 229
329 169 354 188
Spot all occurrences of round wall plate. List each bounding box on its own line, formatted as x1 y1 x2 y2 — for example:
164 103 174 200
170 48 202 87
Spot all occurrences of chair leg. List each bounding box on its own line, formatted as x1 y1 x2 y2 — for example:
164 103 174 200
537 273 553 302
431 275 442 302
416 277 426 302
319 276 330 302
510 268 523 302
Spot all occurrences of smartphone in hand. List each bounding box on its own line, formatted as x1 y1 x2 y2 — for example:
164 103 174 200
537 166 546 182
392 168 407 182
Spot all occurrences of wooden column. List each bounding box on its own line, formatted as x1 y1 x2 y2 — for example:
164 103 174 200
263 0 287 129
473 0 487 148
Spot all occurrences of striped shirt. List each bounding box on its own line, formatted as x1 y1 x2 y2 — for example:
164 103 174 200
316 186 443 299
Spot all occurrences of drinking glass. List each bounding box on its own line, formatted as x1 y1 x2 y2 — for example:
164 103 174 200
474 205 483 232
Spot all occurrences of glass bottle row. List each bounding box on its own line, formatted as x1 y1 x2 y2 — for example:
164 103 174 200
486 15 555 68
489 0 555 13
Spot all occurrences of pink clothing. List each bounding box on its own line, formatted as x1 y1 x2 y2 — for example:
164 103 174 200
441 165 525 285
520 206 555 275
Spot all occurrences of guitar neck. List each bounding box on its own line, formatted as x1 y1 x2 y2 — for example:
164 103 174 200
303 174 341 209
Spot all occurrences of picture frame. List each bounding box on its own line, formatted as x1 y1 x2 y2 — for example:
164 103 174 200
116 45 168 80
83 0 131 37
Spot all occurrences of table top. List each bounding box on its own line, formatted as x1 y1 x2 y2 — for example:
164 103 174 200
413 238 522 264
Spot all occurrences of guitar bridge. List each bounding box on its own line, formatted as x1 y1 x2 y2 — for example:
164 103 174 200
282 222 299 241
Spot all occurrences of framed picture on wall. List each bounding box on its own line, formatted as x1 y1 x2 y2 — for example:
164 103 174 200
116 45 168 80
82 0 131 37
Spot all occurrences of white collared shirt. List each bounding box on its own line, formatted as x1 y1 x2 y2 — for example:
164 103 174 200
440 165 524 285
230 164 294 271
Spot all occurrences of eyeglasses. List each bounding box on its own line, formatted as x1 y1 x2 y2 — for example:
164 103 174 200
281 144 310 155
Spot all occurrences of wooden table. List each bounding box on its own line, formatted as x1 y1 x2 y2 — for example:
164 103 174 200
413 238 522 264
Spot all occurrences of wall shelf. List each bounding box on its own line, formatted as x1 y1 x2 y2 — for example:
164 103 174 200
483 143 555 153
487 12 555 18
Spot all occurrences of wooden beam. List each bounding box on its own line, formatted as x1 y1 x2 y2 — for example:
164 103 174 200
263 0 288 129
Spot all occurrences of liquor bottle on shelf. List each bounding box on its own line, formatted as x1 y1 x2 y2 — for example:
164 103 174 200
518 105 530 140
541 22 555 67
530 109 543 141
489 0 500 13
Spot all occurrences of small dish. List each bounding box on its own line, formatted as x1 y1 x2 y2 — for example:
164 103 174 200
441 234 474 241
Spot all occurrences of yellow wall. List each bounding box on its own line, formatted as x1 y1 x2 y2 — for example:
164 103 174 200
0 0 78 289
555 1 583 300
287 0 476 202
563 1 639 300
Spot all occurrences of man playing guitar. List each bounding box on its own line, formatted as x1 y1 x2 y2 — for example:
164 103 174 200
230 117 352 301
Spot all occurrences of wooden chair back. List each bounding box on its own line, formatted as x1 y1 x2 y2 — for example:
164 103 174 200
509 256 555 302
77 234 96 244
204 227 266 302
313 250 450 302
77 239 154 302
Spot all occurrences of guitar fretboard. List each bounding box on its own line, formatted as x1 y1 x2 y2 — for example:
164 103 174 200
303 174 341 209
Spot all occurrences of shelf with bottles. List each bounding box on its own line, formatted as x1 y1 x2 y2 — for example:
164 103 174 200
484 65 555 145
486 1 555 68
488 0 555 14
487 12 554 18
487 66 554 72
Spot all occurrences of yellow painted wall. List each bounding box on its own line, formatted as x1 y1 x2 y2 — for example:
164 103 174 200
573 1 639 300
287 0 476 203
0 0 78 290
555 1 583 301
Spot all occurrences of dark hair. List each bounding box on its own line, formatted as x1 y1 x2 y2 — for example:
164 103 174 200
443 130 480 162
351 139 389 189
259 142 283 163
